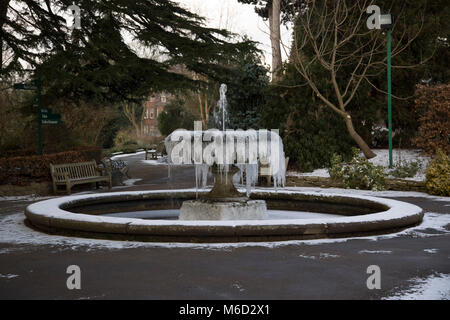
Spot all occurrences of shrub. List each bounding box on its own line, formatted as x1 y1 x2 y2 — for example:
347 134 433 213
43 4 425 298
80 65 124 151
114 129 135 147
0 146 102 185
390 160 421 179
329 148 386 191
425 149 450 196
413 84 450 155
120 143 140 154
389 151 422 179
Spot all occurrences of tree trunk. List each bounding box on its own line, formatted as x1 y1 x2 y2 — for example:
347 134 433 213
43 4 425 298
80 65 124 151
269 0 282 82
0 0 10 73
344 116 376 159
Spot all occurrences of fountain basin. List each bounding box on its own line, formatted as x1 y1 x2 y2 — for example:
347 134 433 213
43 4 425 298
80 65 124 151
24 189 423 243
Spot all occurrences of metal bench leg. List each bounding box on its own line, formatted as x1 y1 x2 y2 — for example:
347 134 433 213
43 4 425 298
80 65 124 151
66 182 71 195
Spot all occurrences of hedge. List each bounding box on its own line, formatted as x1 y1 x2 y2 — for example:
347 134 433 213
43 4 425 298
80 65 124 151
0 146 102 185
413 84 450 155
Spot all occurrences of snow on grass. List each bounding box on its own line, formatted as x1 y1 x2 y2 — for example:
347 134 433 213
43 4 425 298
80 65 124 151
423 249 439 254
287 169 329 178
287 148 430 181
283 186 450 201
383 273 450 300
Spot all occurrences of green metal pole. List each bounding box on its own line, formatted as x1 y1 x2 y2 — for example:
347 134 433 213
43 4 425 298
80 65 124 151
387 29 393 168
37 74 42 155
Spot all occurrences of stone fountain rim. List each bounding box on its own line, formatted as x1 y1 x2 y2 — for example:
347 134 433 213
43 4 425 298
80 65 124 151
24 189 423 242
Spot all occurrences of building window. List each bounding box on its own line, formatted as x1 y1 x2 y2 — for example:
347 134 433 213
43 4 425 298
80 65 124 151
161 95 166 103
150 96 155 102
144 109 148 119
150 109 154 119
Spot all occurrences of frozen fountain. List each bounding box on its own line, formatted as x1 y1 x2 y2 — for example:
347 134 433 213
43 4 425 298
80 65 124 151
164 84 285 220
24 85 424 243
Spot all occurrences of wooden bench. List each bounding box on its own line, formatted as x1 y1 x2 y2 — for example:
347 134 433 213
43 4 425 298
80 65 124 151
145 148 158 160
50 160 112 195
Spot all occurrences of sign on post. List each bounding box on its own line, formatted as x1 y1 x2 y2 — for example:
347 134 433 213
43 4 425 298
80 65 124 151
40 108 62 125
13 82 37 90
13 78 62 155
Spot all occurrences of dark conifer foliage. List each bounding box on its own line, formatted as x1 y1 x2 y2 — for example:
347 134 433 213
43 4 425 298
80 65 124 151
1 0 257 103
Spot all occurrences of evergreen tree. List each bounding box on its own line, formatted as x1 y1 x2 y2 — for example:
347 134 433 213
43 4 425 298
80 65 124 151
1 0 257 103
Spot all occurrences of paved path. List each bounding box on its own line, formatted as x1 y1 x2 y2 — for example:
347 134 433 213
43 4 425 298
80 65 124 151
0 153 449 299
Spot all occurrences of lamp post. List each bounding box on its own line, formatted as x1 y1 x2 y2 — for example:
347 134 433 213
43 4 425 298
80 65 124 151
367 5 394 168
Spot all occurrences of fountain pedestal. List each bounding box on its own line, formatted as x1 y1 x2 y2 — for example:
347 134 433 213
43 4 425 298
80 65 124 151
179 165 268 221
179 199 267 221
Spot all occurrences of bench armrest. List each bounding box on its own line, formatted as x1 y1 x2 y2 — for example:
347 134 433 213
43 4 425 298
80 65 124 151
52 172 69 181
97 166 111 177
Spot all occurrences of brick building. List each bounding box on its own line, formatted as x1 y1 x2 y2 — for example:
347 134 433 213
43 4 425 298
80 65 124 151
141 92 172 137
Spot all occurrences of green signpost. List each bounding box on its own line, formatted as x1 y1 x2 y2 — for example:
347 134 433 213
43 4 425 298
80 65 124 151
366 5 394 168
13 76 62 155
387 29 393 168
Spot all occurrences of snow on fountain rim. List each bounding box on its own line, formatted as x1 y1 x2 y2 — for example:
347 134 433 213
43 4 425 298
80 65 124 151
25 189 423 227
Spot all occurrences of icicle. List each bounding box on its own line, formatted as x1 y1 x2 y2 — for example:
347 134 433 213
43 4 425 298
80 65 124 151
195 164 199 199
244 163 258 197
167 162 171 180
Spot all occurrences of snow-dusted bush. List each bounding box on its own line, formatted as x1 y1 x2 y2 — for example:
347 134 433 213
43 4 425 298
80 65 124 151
329 148 385 191
389 152 422 179
425 150 450 196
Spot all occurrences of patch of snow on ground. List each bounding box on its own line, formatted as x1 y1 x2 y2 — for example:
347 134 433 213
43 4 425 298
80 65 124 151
287 169 329 178
0 274 19 279
358 250 392 254
286 149 430 182
298 254 316 259
140 159 166 166
299 253 340 259
110 151 145 160
424 249 439 254
0 195 53 202
122 179 142 186
383 273 450 300
319 253 340 258
283 186 449 201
